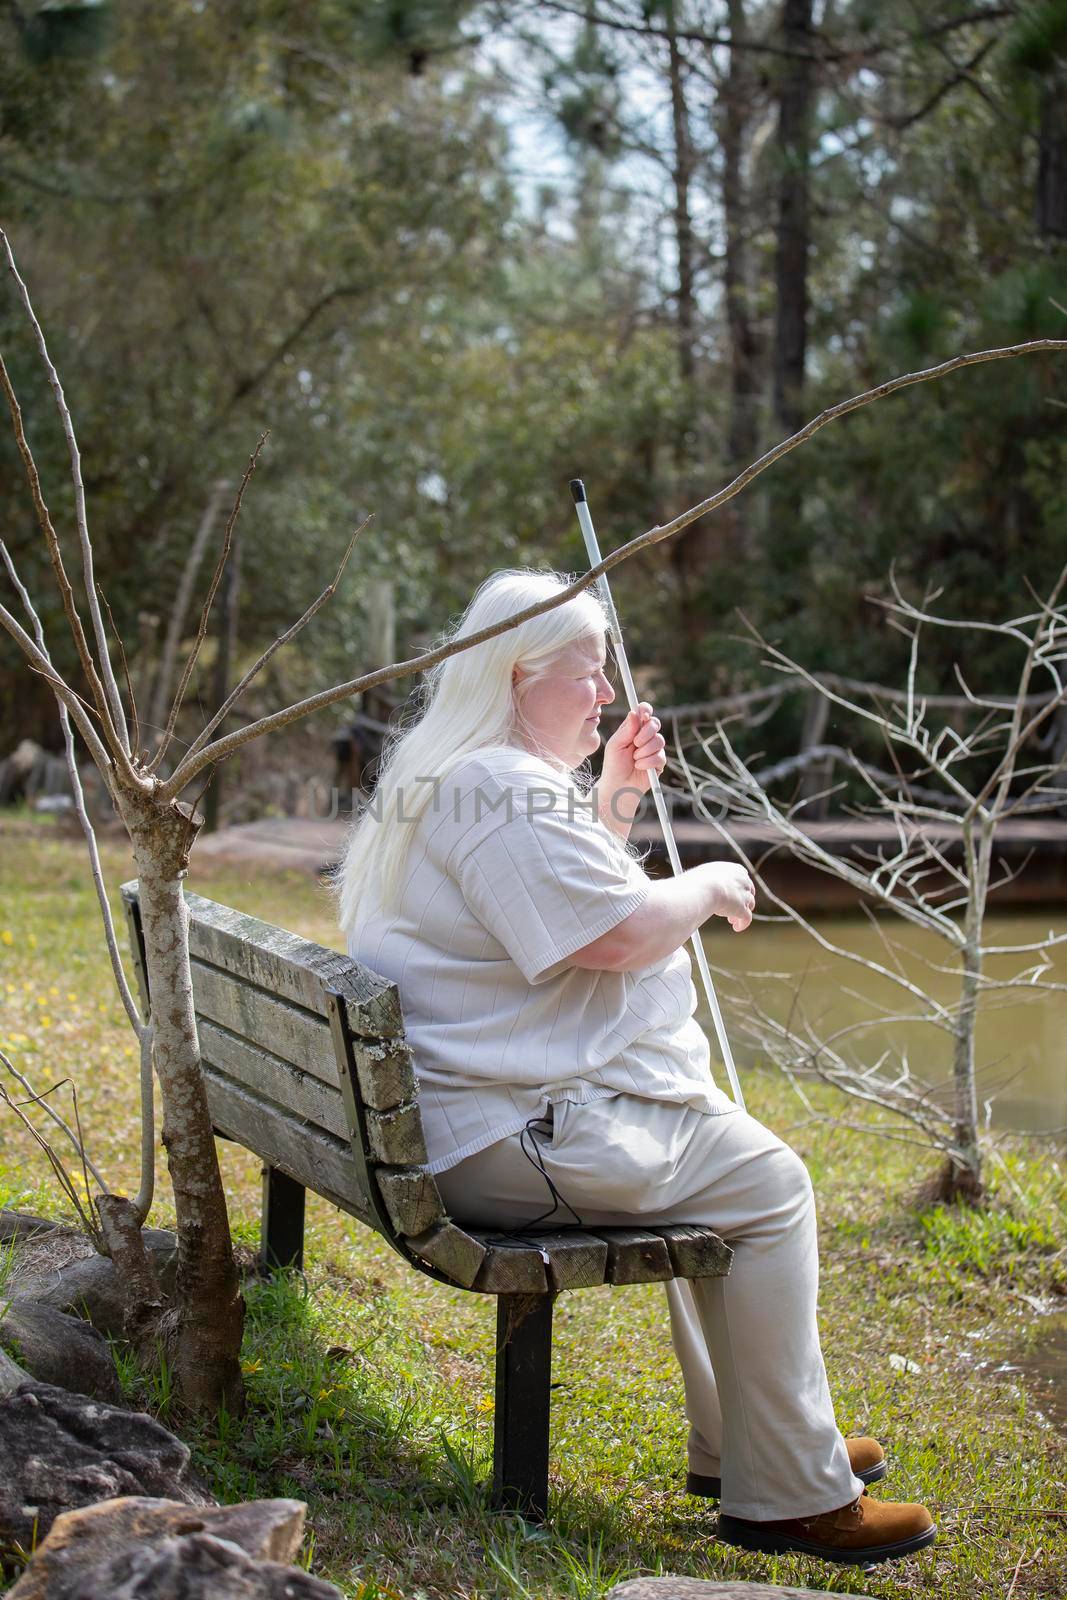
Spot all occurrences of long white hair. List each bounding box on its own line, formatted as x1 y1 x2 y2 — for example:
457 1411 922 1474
337 568 611 929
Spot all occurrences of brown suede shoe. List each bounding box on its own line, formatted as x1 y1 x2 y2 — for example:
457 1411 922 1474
687 1435 887 1501
718 1492 936 1566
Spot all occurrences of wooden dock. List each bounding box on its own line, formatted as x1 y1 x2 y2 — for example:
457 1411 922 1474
190 813 1067 910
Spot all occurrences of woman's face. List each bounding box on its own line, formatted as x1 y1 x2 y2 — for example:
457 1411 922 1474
512 635 615 767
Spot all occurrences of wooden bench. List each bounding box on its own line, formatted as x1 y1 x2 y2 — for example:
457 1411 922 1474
121 883 732 1520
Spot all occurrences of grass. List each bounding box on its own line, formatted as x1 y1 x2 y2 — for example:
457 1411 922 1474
0 813 1065 1598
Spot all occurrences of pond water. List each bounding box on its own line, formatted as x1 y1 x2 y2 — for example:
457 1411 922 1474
699 912 1067 1135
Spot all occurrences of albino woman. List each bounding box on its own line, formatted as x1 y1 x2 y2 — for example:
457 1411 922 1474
338 569 935 1566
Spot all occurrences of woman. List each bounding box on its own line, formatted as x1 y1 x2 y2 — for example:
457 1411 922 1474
338 569 935 1566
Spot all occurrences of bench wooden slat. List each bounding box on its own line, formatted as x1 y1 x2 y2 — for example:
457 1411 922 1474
204 1074 376 1224
199 1020 348 1141
591 1227 674 1285
365 1101 427 1166
536 1231 609 1292
473 1241 550 1295
653 1225 733 1280
349 1038 418 1113
184 891 403 1038
192 960 339 1083
406 1221 488 1288
375 1168 444 1238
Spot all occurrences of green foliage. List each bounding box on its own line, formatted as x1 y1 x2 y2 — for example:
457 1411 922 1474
1005 1 1067 74
2 0 1066 769
920 1203 1059 1282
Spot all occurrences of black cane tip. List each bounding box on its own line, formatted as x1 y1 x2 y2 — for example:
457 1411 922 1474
569 479 587 504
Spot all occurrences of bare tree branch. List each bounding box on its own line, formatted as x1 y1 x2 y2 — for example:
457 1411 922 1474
149 435 267 775
146 478 230 754
1 539 155 1219
180 514 371 770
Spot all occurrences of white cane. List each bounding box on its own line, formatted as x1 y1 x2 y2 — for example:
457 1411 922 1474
570 479 746 1110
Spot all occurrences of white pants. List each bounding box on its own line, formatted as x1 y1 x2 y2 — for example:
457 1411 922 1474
436 1094 864 1520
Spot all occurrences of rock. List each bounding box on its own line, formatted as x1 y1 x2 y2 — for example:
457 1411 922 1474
0 1347 32 1397
8 1497 343 1600
0 1210 64 1246
606 1584 874 1600
6 1218 179 1339
0 1303 122 1403
0 1383 212 1549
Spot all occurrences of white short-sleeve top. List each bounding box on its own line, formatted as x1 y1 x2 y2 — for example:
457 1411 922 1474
346 745 735 1174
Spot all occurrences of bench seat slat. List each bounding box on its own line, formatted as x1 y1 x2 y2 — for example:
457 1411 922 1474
204 1074 377 1225
406 1221 488 1288
590 1228 674 1285
532 1231 609 1292
473 1242 550 1295
652 1225 733 1279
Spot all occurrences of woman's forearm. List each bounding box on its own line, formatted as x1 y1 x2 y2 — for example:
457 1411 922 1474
571 864 725 971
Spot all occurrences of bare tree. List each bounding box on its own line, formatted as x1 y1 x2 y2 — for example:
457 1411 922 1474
674 572 1067 1203
2 222 1064 1408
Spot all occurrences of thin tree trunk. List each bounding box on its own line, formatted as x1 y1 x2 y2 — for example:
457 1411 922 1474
938 822 985 1204
663 2 707 638
945 942 984 1204
721 0 761 557
122 788 244 1411
772 0 813 437
1037 66 1067 240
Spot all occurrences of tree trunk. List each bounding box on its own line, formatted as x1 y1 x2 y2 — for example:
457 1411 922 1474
720 0 761 557
663 3 708 639
938 940 984 1205
122 787 245 1411
1037 67 1067 240
935 838 985 1205
772 0 813 437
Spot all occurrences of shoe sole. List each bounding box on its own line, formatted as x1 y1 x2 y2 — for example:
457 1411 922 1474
716 1515 936 1565
687 1457 887 1501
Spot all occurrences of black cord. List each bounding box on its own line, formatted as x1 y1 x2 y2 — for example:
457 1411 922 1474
492 1109 585 1243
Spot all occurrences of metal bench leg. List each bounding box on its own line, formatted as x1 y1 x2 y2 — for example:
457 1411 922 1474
261 1166 305 1271
493 1294 554 1521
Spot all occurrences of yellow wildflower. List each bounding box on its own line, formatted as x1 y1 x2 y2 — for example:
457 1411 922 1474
1 931 12 946
40 1016 51 1028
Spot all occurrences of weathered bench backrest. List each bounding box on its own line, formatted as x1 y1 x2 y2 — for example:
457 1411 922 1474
120 883 490 1287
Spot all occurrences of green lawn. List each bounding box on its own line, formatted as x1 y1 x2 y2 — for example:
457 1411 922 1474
1 814 1065 1599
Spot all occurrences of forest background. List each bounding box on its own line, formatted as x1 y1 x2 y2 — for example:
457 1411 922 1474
1 0 1066 783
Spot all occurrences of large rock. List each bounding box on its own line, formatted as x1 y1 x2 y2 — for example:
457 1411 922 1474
4 1214 178 1339
0 1384 211 1549
8 1496 342 1600
606 1584 874 1600
0 1302 122 1403
0 1347 32 1397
